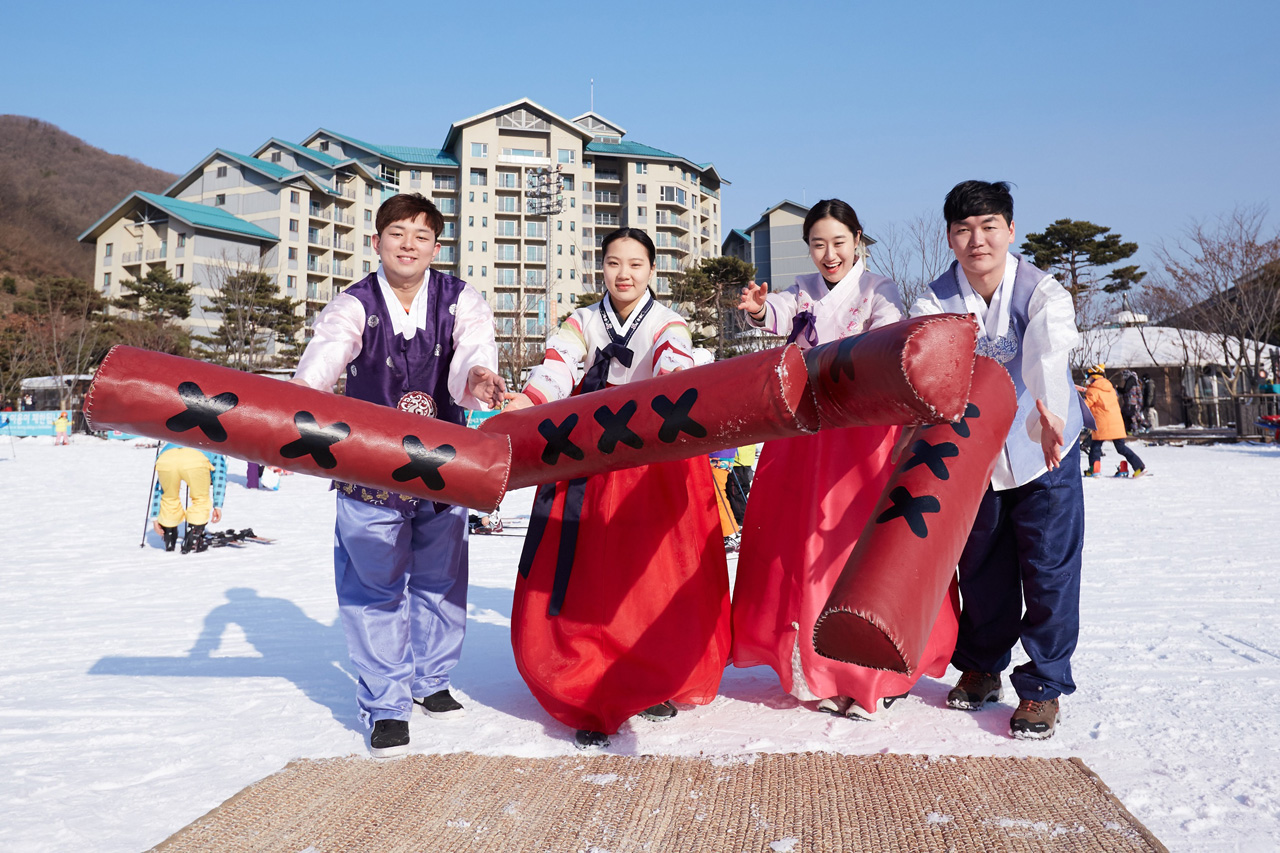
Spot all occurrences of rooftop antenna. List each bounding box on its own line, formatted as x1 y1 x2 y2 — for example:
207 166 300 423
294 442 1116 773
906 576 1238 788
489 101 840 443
590 78 594 113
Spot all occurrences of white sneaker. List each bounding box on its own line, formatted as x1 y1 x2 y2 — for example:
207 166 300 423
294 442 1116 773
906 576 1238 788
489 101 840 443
817 696 853 716
844 692 909 722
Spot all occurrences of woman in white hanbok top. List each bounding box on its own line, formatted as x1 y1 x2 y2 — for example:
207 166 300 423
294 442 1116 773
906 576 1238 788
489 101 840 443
731 199 960 721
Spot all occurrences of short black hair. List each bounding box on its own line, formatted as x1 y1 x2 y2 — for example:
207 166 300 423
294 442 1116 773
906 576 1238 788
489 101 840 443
943 181 1014 227
376 193 444 237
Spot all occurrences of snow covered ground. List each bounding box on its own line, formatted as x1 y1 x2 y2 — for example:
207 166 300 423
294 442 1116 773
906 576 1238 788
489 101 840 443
1 435 1278 851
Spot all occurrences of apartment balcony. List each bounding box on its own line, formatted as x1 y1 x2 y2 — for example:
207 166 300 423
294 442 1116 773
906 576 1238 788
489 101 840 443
593 191 620 205
332 263 354 279
120 251 142 264
308 234 332 248
333 239 355 254
145 248 167 261
656 193 689 210
654 212 690 232
499 151 551 167
594 213 620 227
700 207 710 218
701 186 719 199
594 171 620 182
308 206 331 222
654 236 691 253
333 212 355 227
433 177 458 192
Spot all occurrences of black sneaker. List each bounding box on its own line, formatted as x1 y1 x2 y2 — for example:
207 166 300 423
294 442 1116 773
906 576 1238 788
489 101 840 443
414 689 466 719
369 719 410 758
637 701 677 722
161 526 178 552
575 729 610 750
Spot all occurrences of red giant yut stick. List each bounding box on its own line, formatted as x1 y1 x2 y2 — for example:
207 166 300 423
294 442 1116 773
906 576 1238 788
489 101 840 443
812 355 1018 673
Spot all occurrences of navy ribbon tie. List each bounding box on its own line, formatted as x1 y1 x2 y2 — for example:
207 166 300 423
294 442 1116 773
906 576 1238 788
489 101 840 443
581 343 633 394
786 310 819 347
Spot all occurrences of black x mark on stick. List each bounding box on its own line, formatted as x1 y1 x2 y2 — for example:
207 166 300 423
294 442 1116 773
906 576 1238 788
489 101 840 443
391 437 456 491
875 486 941 539
279 411 350 470
165 381 238 442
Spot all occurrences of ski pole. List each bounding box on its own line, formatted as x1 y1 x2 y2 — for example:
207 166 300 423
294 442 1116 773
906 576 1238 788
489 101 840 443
1 418 13 459
139 442 163 548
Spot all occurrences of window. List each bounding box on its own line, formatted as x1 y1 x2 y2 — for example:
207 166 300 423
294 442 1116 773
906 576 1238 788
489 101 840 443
319 141 330 152
434 175 456 190
104 243 113 258
562 175 574 191
177 234 186 248
380 164 399 185
288 247 298 260
287 275 297 289
469 192 474 202
289 219 299 232
470 169 487 186
176 264 184 278
468 241 474 252
526 245 545 263
570 222 575 232
468 216 475 226
290 190 299 204
481 266 487 277
557 293 563 303
362 261 371 273
409 169 421 180
638 206 647 218
270 151 282 163
441 222 456 238
496 196 517 213
482 216 488 227
558 149 575 164
636 163 647 174
557 244 563 255
365 184 374 197
364 209 373 223
636 183 647 197
570 198 575 208
557 269 563 279
437 197 456 213
216 165 228 178
570 269 575 280
570 245 576 255
468 265 474 276
102 272 110 290
215 193 226 206
483 192 488 203
481 241 487 251
363 235 372 247
471 142 488 158
557 221 563 231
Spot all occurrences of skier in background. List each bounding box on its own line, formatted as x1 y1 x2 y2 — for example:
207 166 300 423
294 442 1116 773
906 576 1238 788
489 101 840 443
150 441 228 553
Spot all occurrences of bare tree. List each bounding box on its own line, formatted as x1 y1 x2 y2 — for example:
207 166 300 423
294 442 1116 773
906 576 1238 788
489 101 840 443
19 277 110 409
1152 204 1280 392
867 211 951 310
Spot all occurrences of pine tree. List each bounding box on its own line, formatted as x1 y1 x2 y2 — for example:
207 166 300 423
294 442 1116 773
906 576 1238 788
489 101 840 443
670 256 756 359
195 269 302 370
1020 219 1141 312
113 267 192 323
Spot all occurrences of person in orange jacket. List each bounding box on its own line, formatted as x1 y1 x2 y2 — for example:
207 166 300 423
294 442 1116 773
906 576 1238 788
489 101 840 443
1078 365 1147 476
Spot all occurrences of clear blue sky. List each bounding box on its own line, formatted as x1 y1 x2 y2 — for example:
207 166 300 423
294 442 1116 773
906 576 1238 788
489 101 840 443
3 0 1277 275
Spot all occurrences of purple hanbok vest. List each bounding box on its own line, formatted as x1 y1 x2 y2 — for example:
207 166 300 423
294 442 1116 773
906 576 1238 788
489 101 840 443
335 269 467 510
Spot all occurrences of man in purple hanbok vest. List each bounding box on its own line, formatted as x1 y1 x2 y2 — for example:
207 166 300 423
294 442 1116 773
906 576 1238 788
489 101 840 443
908 181 1090 741
292 194 504 757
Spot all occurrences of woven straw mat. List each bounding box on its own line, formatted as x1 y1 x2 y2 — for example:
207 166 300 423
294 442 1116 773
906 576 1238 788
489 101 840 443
152 751 1166 852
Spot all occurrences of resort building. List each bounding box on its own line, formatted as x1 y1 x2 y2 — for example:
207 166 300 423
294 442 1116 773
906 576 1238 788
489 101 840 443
79 98 727 369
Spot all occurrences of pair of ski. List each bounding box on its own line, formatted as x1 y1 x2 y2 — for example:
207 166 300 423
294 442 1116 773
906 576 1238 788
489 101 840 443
202 528 274 548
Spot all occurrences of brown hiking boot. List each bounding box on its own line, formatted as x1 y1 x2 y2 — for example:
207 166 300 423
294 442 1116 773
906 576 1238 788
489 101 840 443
947 671 1003 710
1010 697 1059 740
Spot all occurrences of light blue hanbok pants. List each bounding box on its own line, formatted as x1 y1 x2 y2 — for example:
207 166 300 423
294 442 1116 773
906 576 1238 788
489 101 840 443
334 494 469 724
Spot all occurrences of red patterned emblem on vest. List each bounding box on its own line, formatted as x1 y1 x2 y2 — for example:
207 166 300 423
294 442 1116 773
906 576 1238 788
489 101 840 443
397 391 437 419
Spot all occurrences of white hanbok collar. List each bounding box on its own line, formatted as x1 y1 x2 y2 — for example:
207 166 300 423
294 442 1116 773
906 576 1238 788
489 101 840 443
604 289 652 339
376 266 431 339
816 258 866 304
955 253 1017 341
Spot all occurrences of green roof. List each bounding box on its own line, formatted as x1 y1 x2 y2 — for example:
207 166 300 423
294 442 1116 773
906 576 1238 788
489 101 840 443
586 140 681 160
135 192 278 240
317 130 459 167
220 149 295 181
270 138 341 167
376 145 460 167
731 229 751 242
